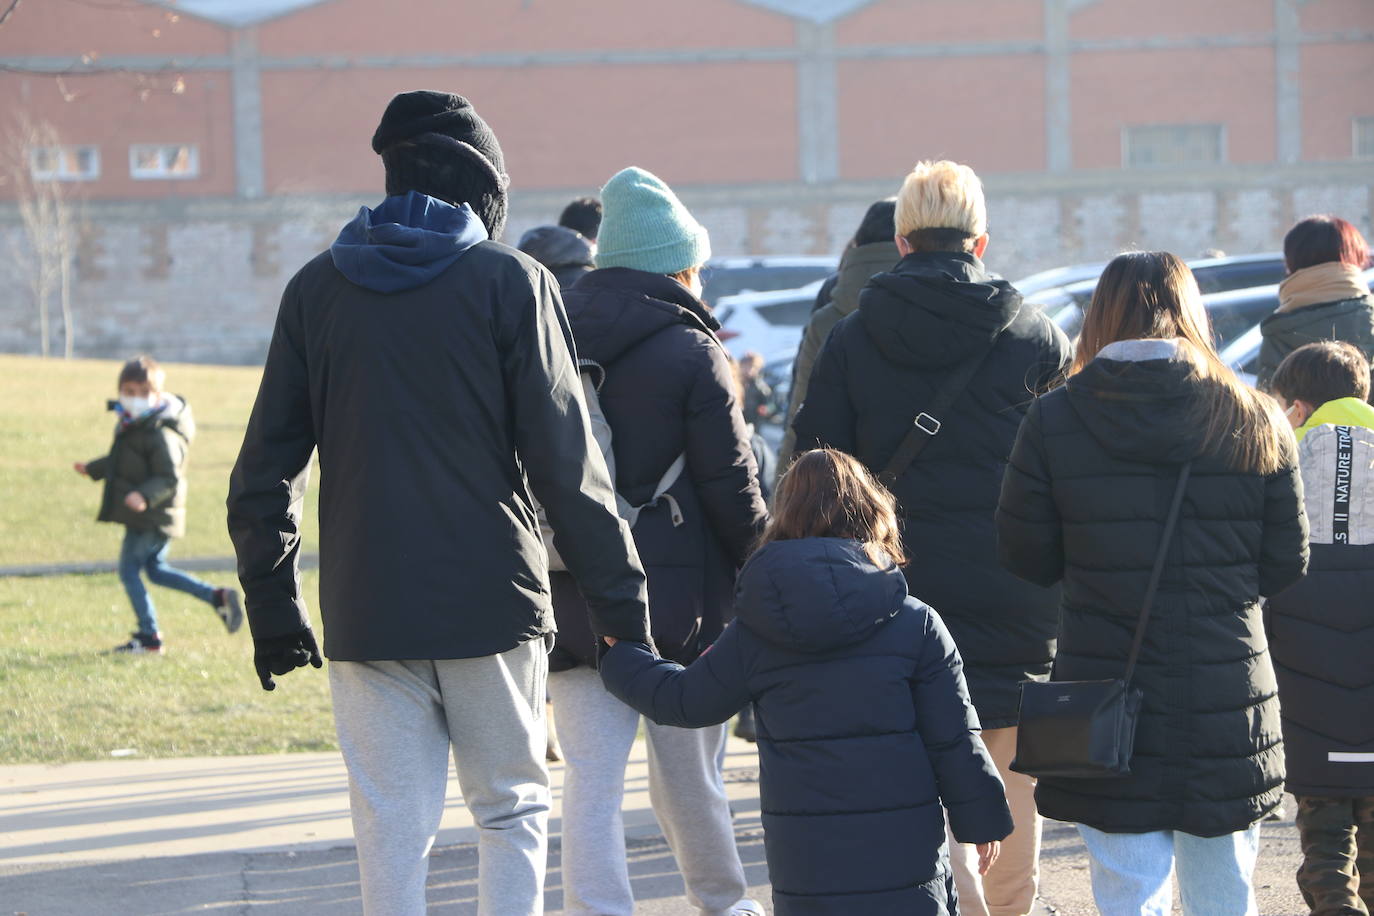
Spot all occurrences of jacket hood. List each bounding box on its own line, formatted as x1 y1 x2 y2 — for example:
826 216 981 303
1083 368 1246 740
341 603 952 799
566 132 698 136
517 224 595 271
858 251 1022 368
827 240 900 318
1295 396 1374 442
1261 294 1374 335
734 538 909 653
1065 339 1210 463
562 267 720 366
126 394 194 442
330 191 487 293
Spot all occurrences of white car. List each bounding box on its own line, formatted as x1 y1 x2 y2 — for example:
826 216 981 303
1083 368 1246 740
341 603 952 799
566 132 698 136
714 280 826 361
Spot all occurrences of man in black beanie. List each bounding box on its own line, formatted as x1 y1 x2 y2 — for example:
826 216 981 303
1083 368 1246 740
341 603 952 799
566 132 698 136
228 90 652 915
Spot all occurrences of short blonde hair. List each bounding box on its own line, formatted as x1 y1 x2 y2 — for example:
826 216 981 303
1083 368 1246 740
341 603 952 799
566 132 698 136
895 160 987 239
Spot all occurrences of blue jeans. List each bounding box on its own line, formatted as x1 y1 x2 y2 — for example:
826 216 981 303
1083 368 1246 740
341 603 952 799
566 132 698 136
118 528 217 636
1078 824 1262 916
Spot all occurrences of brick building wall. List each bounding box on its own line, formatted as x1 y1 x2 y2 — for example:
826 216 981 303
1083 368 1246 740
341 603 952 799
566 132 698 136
0 0 1371 362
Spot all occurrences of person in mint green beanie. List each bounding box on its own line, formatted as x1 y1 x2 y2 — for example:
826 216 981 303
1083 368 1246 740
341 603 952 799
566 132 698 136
594 166 712 290
548 166 769 916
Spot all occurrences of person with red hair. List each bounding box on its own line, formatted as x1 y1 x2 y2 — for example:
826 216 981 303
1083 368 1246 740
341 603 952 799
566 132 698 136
1257 215 1374 391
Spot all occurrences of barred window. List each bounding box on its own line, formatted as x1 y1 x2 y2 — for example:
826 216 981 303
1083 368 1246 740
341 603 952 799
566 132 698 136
29 145 100 181
130 144 199 179
1355 117 1374 159
1123 124 1225 168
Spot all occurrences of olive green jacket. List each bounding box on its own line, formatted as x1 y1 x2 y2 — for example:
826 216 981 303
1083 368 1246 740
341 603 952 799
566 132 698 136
86 395 195 537
1257 294 1374 392
778 240 899 475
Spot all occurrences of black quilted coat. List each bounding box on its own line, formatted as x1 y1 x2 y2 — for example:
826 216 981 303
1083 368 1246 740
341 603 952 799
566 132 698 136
997 342 1309 836
791 250 1071 728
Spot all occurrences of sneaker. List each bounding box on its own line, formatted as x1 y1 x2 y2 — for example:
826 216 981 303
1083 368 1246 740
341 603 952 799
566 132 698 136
215 588 244 634
729 899 765 916
113 632 163 654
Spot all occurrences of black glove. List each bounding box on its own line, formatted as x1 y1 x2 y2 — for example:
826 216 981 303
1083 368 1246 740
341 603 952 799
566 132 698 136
254 627 323 691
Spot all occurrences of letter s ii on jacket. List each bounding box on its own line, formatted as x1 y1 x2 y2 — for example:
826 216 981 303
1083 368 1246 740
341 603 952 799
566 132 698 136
227 192 650 661
1267 412 1374 798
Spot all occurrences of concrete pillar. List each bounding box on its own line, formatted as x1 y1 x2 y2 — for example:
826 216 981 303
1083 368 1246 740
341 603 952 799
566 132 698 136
795 20 839 184
1274 0 1302 164
231 28 266 200
1044 0 1072 172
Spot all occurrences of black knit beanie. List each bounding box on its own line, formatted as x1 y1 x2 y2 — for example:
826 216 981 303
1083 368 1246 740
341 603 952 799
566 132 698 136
373 91 509 238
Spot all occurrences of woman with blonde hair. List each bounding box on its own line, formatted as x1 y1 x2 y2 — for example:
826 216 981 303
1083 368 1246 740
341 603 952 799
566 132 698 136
601 448 1013 915
997 251 1310 915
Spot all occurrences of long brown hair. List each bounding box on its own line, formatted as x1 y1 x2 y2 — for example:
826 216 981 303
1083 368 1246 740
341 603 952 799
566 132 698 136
1073 251 1287 475
758 449 907 567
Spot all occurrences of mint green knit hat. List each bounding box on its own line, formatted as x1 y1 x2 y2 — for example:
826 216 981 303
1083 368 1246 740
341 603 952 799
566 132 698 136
595 167 711 274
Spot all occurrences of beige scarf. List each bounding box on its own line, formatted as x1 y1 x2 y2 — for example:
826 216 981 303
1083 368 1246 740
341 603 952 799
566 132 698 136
1277 261 1368 313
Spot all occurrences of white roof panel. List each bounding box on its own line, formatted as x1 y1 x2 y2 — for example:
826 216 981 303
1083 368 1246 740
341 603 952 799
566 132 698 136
145 0 332 28
735 0 878 23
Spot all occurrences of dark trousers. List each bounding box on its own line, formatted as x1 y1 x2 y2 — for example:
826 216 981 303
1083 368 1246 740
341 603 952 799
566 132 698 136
1296 795 1374 916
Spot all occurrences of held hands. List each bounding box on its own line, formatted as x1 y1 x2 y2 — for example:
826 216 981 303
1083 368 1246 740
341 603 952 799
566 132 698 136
976 841 1001 876
72 462 88 477
124 491 148 513
253 628 323 691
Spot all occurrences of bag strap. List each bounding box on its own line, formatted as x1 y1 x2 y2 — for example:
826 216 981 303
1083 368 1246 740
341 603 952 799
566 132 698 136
1123 461 1193 684
878 342 996 487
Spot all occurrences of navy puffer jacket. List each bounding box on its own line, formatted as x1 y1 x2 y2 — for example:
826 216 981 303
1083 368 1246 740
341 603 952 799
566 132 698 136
600 538 1013 915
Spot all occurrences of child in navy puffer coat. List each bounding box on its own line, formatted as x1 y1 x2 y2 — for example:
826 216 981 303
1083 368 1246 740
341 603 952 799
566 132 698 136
600 448 1013 915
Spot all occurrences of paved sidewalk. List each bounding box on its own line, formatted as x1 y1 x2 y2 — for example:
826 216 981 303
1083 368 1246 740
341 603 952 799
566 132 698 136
0 739 1306 914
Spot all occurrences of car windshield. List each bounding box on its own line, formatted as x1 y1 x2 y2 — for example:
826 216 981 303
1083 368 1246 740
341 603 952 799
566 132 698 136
702 263 835 304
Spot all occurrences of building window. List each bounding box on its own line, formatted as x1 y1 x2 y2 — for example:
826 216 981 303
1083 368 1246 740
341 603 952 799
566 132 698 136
1122 124 1225 168
29 146 100 181
1355 117 1374 159
129 144 199 180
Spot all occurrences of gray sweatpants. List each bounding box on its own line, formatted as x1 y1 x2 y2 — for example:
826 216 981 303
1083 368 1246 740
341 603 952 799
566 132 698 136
548 665 747 916
330 640 550 916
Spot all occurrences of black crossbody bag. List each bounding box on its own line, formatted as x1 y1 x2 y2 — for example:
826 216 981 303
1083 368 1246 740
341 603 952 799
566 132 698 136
1010 461 1192 779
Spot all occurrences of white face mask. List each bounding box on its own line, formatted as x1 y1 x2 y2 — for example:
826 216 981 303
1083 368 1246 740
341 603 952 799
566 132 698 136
120 395 154 417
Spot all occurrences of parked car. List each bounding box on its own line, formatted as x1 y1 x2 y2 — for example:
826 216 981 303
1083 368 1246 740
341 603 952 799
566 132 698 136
1045 253 1289 338
714 280 824 359
701 256 836 307
1013 261 1107 299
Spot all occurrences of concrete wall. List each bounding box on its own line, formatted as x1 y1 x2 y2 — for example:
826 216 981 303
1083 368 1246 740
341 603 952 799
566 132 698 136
3 163 1369 365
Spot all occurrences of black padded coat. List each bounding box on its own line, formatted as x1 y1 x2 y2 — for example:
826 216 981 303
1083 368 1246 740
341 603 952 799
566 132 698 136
791 250 1072 728
997 343 1309 836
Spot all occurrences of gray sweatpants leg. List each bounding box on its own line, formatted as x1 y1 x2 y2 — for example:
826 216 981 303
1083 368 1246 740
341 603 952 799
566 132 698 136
330 641 550 916
548 666 746 916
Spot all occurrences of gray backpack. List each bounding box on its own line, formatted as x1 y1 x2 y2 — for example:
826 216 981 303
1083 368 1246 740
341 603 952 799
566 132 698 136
538 358 685 572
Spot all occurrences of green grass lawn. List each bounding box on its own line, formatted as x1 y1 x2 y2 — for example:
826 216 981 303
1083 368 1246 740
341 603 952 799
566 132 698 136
0 570 335 763
0 355 332 763
0 354 318 567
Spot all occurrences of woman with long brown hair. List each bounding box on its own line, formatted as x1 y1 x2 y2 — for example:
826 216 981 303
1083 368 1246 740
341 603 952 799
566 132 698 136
997 251 1309 915
600 448 1014 915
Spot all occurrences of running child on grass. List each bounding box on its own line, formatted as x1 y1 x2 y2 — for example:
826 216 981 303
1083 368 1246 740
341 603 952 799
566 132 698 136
599 448 1013 915
74 356 242 654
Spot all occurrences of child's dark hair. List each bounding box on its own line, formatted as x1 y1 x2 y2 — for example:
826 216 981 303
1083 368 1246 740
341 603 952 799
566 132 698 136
759 449 906 567
1271 341 1371 407
118 355 165 391
559 196 603 241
